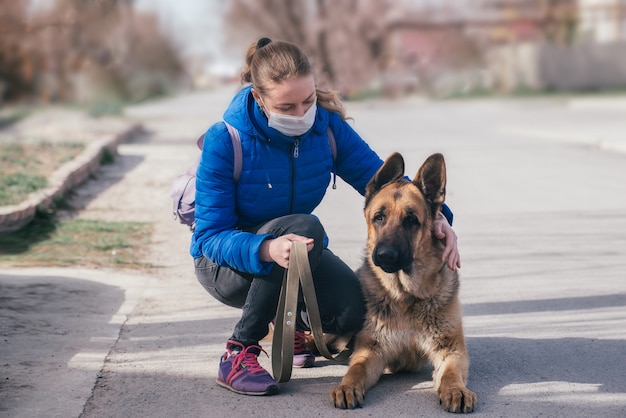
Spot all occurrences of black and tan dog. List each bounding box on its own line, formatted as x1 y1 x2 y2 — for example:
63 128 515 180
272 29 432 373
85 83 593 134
331 152 476 413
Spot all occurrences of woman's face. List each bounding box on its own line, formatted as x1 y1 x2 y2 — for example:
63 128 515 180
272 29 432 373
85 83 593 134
253 75 316 117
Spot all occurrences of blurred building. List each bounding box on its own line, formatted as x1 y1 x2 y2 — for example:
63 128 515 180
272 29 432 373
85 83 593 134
579 0 626 41
479 0 626 92
385 0 626 95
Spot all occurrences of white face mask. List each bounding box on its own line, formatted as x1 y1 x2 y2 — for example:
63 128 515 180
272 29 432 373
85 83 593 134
265 100 317 137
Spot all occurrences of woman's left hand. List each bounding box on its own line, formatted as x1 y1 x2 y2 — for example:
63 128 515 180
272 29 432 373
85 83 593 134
434 214 461 271
260 233 314 269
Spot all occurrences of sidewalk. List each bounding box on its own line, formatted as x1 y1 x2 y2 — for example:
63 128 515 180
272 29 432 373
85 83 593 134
495 95 626 154
1 89 625 417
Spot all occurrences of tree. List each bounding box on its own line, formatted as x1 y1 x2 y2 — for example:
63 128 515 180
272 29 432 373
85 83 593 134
223 0 399 96
0 0 36 101
0 0 185 103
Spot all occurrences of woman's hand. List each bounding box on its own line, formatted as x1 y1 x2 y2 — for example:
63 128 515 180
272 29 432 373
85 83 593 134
434 213 461 271
260 233 314 269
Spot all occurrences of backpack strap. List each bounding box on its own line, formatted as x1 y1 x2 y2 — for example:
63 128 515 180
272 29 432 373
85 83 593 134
327 126 336 161
223 122 336 185
195 122 243 183
327 126 337 189
224 122 242 183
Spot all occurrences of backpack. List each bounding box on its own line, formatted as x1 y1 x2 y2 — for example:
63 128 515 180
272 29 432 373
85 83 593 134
170 122 337 231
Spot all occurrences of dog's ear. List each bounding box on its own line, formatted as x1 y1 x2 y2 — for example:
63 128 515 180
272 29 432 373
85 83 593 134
365 152 405 204
413 153 446 209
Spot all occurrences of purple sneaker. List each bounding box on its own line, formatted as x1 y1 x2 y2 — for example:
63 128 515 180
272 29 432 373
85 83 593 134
216 340 279 396
293 330 315 368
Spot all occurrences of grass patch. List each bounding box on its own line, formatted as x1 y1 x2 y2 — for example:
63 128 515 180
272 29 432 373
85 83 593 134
0 212 153 269
0 173 47 205
0 142 84 206
88 100 124 117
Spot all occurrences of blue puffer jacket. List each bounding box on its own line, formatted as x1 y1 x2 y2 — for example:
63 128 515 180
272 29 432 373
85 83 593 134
190 86 451 275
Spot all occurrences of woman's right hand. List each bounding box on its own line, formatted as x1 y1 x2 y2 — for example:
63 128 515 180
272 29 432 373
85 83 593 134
260 233 314 269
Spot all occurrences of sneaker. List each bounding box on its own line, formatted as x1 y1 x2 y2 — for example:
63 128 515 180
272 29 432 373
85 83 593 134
216 340 279 396
293 330 315 368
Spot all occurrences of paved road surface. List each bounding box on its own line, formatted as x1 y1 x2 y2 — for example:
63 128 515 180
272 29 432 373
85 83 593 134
1 87 625 417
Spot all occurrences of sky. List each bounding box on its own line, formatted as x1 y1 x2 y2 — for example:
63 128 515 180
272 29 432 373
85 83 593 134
134 0 217 34
134 0 238 75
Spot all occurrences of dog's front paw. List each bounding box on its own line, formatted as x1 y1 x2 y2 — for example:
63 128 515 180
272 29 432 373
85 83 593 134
331 384 364 409
439 385 476 413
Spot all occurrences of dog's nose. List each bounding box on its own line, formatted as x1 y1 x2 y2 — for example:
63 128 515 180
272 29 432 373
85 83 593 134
375 246 397 263
373 245 401 272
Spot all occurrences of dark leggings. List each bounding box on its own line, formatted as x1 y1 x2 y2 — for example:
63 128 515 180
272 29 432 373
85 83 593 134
194 214 366 347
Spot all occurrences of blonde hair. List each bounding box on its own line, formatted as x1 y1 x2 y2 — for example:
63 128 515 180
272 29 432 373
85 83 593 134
241 39 348 120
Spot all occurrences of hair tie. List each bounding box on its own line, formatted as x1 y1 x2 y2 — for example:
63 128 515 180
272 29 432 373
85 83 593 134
256 37 272 50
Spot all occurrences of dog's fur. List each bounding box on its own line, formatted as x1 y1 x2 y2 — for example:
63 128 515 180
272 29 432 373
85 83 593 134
330 152 476 413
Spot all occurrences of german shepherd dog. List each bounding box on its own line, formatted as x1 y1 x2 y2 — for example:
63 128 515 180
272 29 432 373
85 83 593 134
331 152 476 413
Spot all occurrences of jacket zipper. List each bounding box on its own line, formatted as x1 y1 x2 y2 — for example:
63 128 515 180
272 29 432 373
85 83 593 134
293 138 299 158
289 138 300 213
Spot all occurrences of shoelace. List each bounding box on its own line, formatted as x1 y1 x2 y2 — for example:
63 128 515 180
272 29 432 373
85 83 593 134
270 320 309 354
294 331 308 354
231 344 268 374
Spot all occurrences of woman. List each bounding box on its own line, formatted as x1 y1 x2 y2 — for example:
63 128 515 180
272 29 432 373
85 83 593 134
191 38 460 396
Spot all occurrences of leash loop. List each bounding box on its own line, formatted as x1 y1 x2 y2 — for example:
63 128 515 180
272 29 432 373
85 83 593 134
272 241 353 382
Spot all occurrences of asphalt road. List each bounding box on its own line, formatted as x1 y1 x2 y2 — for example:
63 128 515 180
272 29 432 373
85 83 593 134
1 87 625 417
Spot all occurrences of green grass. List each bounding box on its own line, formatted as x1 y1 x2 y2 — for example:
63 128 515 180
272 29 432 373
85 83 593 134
0 212 153 269
88 100 125 117
0 142 84 206
0 173 48 206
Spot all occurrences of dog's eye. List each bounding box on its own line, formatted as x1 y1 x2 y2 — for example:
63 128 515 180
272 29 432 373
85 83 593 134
373 213 385 224
403 213 420 228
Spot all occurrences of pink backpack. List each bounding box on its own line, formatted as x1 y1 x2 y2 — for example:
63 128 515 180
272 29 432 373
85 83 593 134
170 122 336 231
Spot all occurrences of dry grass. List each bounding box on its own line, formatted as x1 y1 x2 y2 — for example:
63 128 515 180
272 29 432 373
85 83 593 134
0 142 85 206
0 141 153 270
0 213 153 269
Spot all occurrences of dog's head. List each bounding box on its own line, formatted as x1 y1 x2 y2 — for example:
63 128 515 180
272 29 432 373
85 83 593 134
364 152 447 275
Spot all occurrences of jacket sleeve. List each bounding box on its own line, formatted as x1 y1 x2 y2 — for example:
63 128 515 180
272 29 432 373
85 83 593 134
328 113 454 225
192 123 274 275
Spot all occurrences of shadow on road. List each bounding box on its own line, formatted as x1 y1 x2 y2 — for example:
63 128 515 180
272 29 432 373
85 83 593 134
465 293 626 316
0 273 126 416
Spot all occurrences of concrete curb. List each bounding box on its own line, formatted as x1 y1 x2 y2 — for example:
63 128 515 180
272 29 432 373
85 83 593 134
0 124 144 233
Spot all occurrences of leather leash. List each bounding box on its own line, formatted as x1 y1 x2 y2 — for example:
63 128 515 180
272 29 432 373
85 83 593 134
272 241 353 383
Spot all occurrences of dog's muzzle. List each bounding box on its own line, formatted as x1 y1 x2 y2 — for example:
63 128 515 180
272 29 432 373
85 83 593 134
372 243 411 273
